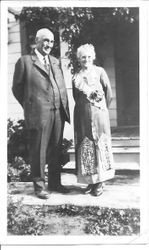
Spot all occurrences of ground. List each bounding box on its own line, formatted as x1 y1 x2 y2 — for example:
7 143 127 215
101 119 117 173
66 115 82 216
7 170 140 236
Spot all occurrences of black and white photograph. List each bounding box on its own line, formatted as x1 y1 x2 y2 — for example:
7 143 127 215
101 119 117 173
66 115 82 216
0 0 149 246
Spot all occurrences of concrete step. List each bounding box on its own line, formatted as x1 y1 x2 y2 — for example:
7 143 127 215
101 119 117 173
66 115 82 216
65 137 140 170
112 137 139 147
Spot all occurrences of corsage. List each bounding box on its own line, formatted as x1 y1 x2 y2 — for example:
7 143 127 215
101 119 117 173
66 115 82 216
89 90 104 103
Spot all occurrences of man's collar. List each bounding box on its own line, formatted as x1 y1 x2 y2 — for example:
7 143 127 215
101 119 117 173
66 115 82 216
34 48 47 61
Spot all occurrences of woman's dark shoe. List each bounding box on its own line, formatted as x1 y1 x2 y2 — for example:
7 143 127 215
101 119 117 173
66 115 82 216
91 183 103 197
84 184 94 194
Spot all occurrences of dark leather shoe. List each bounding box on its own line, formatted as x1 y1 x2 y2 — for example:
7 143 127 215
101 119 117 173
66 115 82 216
35 190 50 199
49 184 69 194
91 183 103 196
84 184 94 194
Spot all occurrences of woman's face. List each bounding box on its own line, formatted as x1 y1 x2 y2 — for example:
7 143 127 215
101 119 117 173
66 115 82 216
79 52 94 69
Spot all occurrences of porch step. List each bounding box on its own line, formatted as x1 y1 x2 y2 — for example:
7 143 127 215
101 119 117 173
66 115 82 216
112 137 139 147
64 137 140 171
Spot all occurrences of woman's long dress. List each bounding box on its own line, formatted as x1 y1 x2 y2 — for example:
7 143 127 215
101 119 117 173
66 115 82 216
73 65 115 184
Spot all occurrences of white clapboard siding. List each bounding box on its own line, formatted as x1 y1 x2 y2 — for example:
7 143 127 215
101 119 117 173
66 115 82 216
8 12 23 121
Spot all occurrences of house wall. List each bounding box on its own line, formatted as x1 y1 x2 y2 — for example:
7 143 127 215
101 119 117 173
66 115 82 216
8 12 23 121
96 37 117 128
114 22 139 126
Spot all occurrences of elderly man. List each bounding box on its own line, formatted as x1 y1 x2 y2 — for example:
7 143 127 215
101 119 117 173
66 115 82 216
12 28 70 199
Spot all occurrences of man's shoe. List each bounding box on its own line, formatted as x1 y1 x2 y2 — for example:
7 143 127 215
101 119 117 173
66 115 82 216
35 190 50 199
84 184 94 194
49 184 69 194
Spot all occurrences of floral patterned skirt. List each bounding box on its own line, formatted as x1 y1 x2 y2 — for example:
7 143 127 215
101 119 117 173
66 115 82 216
74 102 115 184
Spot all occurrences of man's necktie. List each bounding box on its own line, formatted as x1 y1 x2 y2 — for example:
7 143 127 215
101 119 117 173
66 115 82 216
43 56 50 71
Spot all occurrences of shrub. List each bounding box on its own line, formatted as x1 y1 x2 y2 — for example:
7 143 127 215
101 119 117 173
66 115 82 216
8 119 73 164
7 119 29 163
60 138 73 167
7 119 73 182
8 157 31 182
7 197 49 235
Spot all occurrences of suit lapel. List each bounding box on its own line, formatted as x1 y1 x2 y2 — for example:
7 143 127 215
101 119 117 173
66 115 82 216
48 56 61 86
48 56 56 75
49 55 67 103
31 54 49 76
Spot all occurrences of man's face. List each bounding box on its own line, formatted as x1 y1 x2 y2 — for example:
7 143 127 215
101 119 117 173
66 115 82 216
36 32 54 56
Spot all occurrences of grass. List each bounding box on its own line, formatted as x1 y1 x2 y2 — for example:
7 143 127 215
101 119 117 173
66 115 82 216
7 198 140 236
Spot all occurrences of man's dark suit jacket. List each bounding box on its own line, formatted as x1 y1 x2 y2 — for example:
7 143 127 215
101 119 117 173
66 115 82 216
12 53 70 129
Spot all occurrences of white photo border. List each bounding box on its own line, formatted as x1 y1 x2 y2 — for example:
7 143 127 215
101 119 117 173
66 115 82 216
0 0 149 246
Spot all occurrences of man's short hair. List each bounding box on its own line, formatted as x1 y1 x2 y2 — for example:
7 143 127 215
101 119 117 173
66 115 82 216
35 28 54 40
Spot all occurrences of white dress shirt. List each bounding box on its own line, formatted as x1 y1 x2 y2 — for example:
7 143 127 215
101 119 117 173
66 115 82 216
35 48 49 66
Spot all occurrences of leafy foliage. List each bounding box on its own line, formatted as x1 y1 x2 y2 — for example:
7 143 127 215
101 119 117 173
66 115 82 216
18 7 139 72
54 205 140 235
60 138 73 166
8 198 49 235
7 120 32 182
55 204 80 216
7 119 73 182
8 119 29 163
19 7 138 36
83 207 140 235
7 199 140 235
8 157 31 182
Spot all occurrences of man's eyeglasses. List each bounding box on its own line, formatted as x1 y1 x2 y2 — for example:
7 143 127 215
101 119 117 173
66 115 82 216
43 39 54 44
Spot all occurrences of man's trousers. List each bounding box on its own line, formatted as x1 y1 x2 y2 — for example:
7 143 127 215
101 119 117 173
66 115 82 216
28 108 64 192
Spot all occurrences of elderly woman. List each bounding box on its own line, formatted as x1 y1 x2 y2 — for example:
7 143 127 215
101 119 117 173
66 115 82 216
72 44 115 196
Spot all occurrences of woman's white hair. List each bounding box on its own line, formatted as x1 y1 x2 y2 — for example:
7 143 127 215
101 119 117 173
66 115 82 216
76 44 96 60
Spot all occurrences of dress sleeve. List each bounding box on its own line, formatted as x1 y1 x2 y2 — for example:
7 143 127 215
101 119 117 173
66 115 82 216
100 67 113 108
